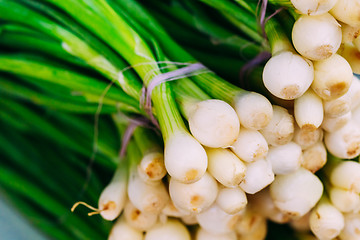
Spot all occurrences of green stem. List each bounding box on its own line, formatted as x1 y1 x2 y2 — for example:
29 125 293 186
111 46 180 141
116 0 262 61
21 0 124 67
108 0 252 106
19 76 128 110
0 130 98 205
233 0 257 14
0 97 117 167
133 127 162 156
265 18 294 55
186 47 247 82
192 73 246 103
0 54 141 113
0 0 143 100
51 112 120 162
0 166 105 240
0 107 30 131
42 0 157 82
268 0 294 7
146 0 262 57
112 116 142 170
152 83 188 141
322 153 343 176
41 0 190 142
0 77 119 114
173 78 211 119
0 25 87 67
198 0 263 43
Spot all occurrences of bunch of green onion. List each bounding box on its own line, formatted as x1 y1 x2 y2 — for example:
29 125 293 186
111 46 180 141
1 0 360 239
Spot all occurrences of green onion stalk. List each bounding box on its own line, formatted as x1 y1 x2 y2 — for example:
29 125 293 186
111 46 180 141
262 17 314 100
0 54 141 114
133 126 167 182
2 1 353 239
113 0 273 131
0 114 115 239
73 113 166 225
33 0 213 184
0 75 119 114
142 0 263 60
0 23 88 67
71 114 130 222
112 115 170 215
171 0 314 101
0 0 143 101
198 0 264 44
110 2 243 149
0 96 120 168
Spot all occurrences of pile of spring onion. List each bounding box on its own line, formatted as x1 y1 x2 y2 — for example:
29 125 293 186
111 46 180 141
1 0 360 239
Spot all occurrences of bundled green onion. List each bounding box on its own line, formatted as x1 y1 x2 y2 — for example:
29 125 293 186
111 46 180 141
1 0 360 240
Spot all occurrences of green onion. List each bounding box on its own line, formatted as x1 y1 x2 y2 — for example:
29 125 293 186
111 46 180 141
270 168 323 217
330 0 360 27
108 216 143 240
267 142 302 175
196 203 242 235
216 187 247 215
169 172 218 214
123 201 158 231
234 208 267 239
292 13 342 61
301 141 327 173
144 219 191 240
206 148 246 188
270 0 338 16
324 120 360 159
196 227 237 240
294 88 324 130
263 18 314 100
231 128 269 162
133 127 167 182
339 212 360 240
0 54 141 112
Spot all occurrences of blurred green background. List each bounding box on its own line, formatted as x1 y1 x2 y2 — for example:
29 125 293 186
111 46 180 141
0 192 48 240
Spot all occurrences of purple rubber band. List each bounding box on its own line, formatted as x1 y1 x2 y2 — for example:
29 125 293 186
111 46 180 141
239 51 271 87
258 0 285 39
238 0 284 86
141 63 209 127
119 117 152 158
259 0 268 38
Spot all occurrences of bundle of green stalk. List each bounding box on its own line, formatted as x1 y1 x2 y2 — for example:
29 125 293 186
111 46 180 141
0 93 121 239
1 0 360 239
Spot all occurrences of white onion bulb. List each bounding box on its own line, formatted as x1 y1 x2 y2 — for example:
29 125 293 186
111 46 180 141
231 128 269 163
233 92 273 130
330 0 360 27
309 200 345 240
187 99 240 148
169 172 218 214
270 168 323 217
263 51 314 100
164 132 207 183
311 54 353 100
290 0 338 15
144 219 191 240
324 120 360 159
259 105 294 146
292 13 342 61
